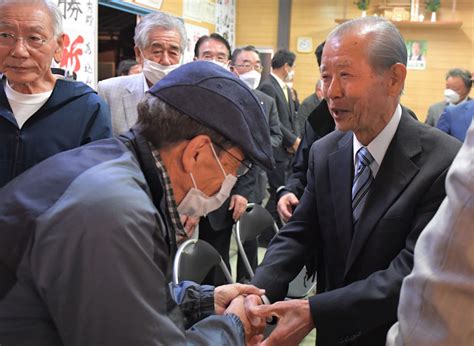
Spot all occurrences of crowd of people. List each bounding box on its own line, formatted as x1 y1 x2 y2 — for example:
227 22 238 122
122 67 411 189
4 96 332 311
0 0 472 345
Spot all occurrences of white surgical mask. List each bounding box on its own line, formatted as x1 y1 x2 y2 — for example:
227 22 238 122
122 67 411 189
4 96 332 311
444 89 461 104
142 58 180 85
177 144 237 218
210 59 230 70
285 69 295 82
239 69 261 90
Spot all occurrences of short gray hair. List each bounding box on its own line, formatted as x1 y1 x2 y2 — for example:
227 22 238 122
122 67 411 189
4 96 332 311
326 16 407 74
0 0 63 37
446 68 472 89
134 12 187 53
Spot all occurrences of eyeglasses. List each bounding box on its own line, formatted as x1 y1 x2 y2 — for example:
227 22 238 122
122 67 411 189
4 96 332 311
0 33 49 49
234 63 263 73
213 142 253 177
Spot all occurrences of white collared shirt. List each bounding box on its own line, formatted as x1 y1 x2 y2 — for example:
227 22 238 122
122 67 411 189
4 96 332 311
142 73 150 93
353 104 402 178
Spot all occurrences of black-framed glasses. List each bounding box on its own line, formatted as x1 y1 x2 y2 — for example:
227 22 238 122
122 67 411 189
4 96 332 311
0 32 49 49
213 142 253 177
234 63 263 73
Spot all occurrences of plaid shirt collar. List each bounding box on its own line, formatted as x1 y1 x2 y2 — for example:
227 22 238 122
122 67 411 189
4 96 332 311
150 145 187 240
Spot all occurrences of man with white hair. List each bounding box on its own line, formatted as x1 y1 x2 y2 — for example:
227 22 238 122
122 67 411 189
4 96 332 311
98 11 187 136
0 0 111 188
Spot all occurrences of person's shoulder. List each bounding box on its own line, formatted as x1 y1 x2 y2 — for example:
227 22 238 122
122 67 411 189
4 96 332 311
98 73 143 90
253 88 273 102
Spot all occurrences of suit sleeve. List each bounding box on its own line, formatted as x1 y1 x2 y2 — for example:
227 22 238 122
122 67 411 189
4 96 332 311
259 83 298 149
251 164 320 301
436 108 451 135
267 98 283 148
278 121 318 200
31 174 244 346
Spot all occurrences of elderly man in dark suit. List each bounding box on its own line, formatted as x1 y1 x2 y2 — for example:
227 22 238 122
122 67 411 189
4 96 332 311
246 17 461 345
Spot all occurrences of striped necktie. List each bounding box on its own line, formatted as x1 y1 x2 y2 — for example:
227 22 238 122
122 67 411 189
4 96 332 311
352 147 374 225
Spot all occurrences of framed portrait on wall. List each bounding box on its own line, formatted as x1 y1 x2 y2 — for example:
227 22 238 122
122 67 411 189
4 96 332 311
406 40 427 70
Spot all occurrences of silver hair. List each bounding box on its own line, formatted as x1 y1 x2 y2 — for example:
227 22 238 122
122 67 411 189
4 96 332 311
326 16 407 74
134 12 187 53
0 0 63 37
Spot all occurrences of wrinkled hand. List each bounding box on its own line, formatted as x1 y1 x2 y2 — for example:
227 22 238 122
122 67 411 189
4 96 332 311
214 283 265 315
225 295 266 345
229 194 248 222
277 193 299 223
248 299 314 346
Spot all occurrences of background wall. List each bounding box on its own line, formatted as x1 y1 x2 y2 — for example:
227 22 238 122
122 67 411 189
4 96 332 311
236 0 474 121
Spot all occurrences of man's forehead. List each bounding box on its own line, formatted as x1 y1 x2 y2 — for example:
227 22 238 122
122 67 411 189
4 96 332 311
238 51 259 62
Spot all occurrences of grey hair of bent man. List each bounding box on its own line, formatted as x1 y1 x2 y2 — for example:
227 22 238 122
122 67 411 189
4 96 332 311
134 12 187 53
136 93 233 152
0 0 63 37
326 16 407 74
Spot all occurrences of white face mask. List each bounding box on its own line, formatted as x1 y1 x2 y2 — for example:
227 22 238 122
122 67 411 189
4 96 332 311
142 58 180 85
209 59 230 70
239 69 261 90
285 69 295 82
444 89 461 104
177 144 238 218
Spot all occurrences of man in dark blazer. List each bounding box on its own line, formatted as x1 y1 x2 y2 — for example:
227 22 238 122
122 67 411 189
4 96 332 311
247 17 462 345
258 49 299 231
194 34 280 285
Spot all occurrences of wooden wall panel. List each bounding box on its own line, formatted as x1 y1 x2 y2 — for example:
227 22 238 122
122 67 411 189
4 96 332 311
237 0 474 121
235 0 279 48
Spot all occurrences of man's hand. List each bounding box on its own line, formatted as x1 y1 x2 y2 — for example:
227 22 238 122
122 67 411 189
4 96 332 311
180 215 199 237
214 283 265 315
287 137 301 154
225 295 266 345
248 299 314 345
229 194 248 222
277 193 299 223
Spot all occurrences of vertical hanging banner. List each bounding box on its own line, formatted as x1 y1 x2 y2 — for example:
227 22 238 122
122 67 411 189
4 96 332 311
53 0 98 87
215 0 235 50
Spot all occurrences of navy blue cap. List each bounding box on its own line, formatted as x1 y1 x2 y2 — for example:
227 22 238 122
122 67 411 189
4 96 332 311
147 61 274 171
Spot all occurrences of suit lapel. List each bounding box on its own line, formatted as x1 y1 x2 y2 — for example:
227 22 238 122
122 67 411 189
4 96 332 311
270 76 290 111
344 111 422 277
328 132 354 261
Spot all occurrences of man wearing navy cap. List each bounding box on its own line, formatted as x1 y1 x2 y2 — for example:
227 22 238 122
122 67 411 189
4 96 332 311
0 61 272 345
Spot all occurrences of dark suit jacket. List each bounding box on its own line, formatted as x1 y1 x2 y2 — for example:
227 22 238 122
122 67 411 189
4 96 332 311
258 75 297 161
277 99 334 200
252 110 461 345
205 90 280 230
437 100 474 142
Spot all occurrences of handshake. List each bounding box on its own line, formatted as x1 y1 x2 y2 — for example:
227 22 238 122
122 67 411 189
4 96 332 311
214 283 314 345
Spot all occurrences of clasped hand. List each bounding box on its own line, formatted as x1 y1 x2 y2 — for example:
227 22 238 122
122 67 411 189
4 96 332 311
214 284 267 344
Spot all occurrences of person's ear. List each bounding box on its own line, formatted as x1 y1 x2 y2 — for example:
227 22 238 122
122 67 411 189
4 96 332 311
388 63 407 96
181 135 212 174
134 46 144 65
53 33 65 64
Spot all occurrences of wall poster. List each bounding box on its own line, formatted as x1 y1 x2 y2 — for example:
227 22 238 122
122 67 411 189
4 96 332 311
52 0 98 87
